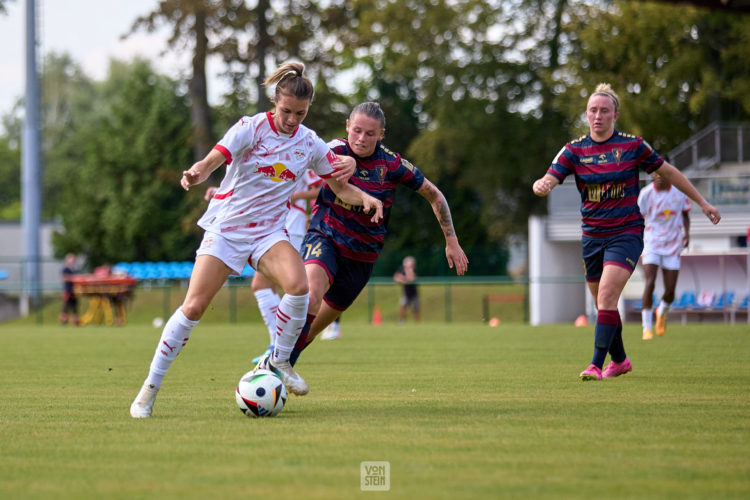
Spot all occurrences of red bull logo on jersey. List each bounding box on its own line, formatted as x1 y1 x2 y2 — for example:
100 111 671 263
254 163 296 183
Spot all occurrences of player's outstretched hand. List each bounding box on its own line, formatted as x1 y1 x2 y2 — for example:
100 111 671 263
701 203 721 224
532 177 554 197
445 238 468 276
181 168 203 191
332 155 356 183
362 194 383 223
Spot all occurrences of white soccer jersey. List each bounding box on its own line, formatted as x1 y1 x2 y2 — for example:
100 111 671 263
638 183 691 256
198 112 336 241
286 169 323 237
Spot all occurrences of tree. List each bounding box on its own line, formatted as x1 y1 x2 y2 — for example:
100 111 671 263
318 0 575 273
52 59 197 265
0 53 96 221
214 0 346 117
128 1 347 156
39 53 98 219
128 0 226 160
555 1 750 151
0 132 20 220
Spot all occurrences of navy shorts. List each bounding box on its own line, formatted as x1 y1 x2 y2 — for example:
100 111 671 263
581 232 644 282
302 231 375 311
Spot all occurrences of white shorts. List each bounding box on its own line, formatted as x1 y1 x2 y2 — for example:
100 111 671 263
289 232 305 256
196 229 290 275
641 250 681 271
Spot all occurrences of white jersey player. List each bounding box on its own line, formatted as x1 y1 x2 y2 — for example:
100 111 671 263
639 179 691 263
130 62 383 418
637 173 691 340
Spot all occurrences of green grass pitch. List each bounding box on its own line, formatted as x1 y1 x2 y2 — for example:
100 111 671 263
1 321 748 499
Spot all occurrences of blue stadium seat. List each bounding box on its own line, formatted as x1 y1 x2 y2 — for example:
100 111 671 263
179 261 194 279
165 262 182 279
142 262 160 280
671 291 696 310
240 264 255 278
711 291 735 309
0 269 8 280
113 261 196 280
113 262 130 275
154 261 171 280
126 262 146 280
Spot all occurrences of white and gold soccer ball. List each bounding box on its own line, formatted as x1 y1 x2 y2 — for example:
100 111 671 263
235 369 287 418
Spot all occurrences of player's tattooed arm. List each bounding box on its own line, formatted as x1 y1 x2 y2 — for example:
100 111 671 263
418 179 456 237
417 179 469 275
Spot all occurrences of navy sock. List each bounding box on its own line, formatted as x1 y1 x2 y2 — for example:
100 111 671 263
608 316 627 363
289 314 315 366
591 310 620 368
591 347 608 369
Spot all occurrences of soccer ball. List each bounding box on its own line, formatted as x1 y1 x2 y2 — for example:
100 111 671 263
235 369 287 417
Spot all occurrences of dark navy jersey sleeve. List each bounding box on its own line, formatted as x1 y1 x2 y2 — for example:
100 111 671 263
547 136 586 184
308 140 425 262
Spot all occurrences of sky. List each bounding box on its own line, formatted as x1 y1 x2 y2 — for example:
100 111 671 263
0 0 226 117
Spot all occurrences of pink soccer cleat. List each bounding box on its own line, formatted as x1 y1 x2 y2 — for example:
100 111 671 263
579 364 602 381
602 358 633 378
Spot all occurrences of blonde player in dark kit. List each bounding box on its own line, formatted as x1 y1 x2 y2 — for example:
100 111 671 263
130 62 383 418
533 83 720 381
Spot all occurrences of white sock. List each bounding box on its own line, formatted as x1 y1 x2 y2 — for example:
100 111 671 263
657 301 671 316
272 293 309 363
254 289 281 345
145 307 198 388
642 309 653 330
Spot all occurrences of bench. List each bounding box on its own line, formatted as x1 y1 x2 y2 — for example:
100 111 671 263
672 291 748 325
625 291 749 325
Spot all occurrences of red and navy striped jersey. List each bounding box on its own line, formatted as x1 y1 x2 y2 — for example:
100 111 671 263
308 139 425 262
547 130 663 237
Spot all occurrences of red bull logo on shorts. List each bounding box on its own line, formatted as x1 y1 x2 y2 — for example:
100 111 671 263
254 162 296 182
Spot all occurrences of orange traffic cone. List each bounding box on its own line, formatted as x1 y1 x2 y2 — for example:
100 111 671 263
371 306 382 326
574 314 588 327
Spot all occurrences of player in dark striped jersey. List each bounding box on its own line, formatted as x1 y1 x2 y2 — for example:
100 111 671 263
287 101 469 372
533 83 720 382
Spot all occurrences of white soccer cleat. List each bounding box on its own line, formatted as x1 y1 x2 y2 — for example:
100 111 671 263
269 358 309 396
130 383 159 418
320 323 341 340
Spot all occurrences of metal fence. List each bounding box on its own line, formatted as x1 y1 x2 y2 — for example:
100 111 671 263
668 121 750 171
